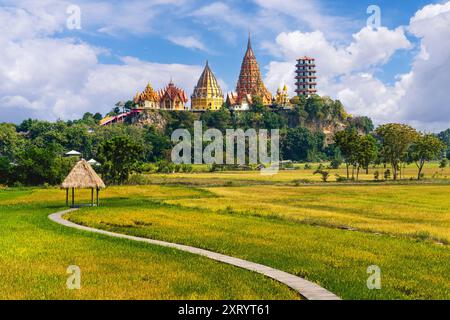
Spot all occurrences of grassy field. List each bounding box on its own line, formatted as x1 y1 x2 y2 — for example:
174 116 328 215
64 182 450 300
0 187 298 299
1 163 450 300
147 163 450 185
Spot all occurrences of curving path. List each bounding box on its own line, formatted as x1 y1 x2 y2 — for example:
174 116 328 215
49 209 340 300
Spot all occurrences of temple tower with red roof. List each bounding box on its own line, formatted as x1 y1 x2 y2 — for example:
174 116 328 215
234 34 272 106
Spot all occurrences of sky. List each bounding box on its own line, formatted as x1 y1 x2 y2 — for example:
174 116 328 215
0 0 449 132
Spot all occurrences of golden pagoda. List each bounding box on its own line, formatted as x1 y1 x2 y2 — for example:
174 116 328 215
191 61 224 111
134 83 160 109
234 34 272 106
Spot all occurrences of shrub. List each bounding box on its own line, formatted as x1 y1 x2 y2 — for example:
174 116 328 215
384 169 391 180
335 174 349 182
374 170 380 181
314 169 330 182
304 164 312 170
439 158 448 168
330 159 342 169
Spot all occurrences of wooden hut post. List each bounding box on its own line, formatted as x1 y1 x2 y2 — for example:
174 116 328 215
66 188 69 206
72 187 75 207
91 188 94 207
96 188 99 206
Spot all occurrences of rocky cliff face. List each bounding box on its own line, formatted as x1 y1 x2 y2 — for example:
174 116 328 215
304 120 347 145
129 110 168 132
129 109 351 146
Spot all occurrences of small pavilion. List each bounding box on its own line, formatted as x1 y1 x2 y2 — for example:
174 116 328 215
61 159 106 207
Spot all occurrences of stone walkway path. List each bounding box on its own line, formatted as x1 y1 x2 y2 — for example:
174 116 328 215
49 209 341 300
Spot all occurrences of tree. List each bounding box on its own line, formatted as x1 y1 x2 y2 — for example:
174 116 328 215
200 108 231 132
408 134 445 180
437 129 450 160
97 136 144 184
0 123 23 160
348 116 374 134
93 113 103 123
145 128 171 161
375 123 419 180
13 142 74 185
282 127 324 162
314 169 330 182
356 135 377 178
334 128 360 179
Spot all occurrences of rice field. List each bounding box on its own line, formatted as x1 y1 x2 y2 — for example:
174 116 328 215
147 162 450 185
65 182 450 300
1 164 450 300
0 187 298 300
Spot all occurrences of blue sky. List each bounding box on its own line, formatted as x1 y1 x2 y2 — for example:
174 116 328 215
61 0 432 87
1 0 450 131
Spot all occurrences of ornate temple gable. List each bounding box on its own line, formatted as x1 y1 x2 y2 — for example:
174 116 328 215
235 34 272 105
191 61 224 111
159 80 188 110
134 83 160 109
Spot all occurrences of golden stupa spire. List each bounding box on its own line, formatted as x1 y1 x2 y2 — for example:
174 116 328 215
191 60 224 111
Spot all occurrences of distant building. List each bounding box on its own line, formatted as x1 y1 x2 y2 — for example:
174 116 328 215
191 61 224 111
295 57 317 97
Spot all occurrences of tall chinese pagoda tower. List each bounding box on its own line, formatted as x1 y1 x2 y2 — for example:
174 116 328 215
235 34 272 105
191 61 224 111
295 57 317 97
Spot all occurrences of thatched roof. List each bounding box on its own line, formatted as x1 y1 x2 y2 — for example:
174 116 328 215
61 159 106 189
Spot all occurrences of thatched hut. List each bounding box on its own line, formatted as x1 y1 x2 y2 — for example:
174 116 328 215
61 159 106 207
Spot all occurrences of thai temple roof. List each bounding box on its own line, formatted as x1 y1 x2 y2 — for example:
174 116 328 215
192 61 223 99
235 34 272 105
134 83 159 104
159 81 188 103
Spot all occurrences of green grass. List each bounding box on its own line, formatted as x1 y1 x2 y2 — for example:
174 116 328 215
0 187 298 300
66 184 450 300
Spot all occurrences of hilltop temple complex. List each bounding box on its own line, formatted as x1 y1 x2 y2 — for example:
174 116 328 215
100 35 318 125
133 81 188 111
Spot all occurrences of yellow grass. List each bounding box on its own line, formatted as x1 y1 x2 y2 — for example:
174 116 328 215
166 184 450 243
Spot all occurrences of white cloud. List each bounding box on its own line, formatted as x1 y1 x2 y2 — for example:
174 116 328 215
264 27 411 117
0 3 202 122
397 2 450 130
253 0 357 40
167 35 209 52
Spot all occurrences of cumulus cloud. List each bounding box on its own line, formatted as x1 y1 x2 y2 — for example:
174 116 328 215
0 3 201 122
265 2 450 132
398 2 450 129
266 27 411 118
167 35 209 52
